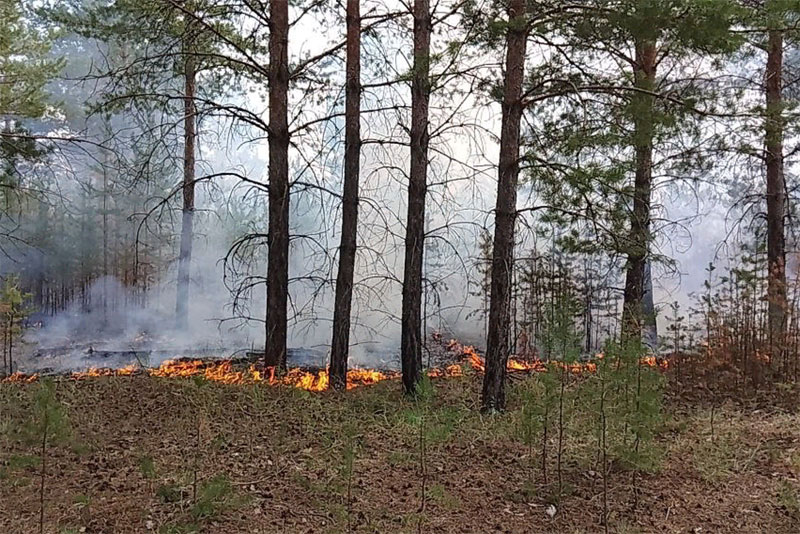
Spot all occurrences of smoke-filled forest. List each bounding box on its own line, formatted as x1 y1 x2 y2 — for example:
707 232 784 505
3 0 800 532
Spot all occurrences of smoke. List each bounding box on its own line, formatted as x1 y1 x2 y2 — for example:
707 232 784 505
6 5 749 376
19 235 266 373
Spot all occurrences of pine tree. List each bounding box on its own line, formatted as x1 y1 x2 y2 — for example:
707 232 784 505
330 0 362 391
481 0 529 412
0 274 32 374
401 0 433 395
0 0 61 204
49 0 252 328
526 0 741 341
748 0 800 365
266 0 290 371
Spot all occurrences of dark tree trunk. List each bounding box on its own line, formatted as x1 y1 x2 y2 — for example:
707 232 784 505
176 15 196 331
621 41 657 341
765 27 786 360
400 0 431 395
481 0 528 412
266 0 290 371
329 0 361 391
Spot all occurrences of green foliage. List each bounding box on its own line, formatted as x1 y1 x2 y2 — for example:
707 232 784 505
139 454 157 480
665 301 687 354
514 369 557 458
569 0 742 54
338 423 360 481
467 227 493 327
14 378 72 534
428 483 461 510
506 334 665 517
1 274 31 304
0 274 33 373
0 0 61 194
156 483 182 504
27 378 71 447
0 274 32 314
159 523 199 534
72 493 90 506
190 474 237 520
1 123 49 192
539 289 583 363
406 375 435 416
7 453 40 469
48 0 254 116
0 0 62 119
593 341 665 474
777 480 800 519
525 0 743 259
690 431 738 482
401 378 468 448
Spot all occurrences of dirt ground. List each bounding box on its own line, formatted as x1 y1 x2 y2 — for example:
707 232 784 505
1 371 799 534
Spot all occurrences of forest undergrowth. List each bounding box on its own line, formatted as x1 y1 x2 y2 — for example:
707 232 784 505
0 363 798 534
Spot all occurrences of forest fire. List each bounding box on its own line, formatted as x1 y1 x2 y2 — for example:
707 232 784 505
641 355 670 371
3 372 39 383
448 339 667 374
447 340 556 373
71 364 139 380
142 360 400 390
2 338 667 389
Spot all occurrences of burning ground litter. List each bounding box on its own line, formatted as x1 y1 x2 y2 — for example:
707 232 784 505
1 339 668 391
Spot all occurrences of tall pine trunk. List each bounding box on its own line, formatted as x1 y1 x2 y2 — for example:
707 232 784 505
765 27 786 361
176 14 196 331
267 0 290 371
401 0 431 395
481 0 528 412
330 0 361 391
621 41 657 341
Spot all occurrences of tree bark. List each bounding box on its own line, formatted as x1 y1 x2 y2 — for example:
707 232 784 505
621 41 657 342
481 0 528 412
176 11 196 331
400 0 432 395
765 27 786 360
266 0 290 371
330 0 361 391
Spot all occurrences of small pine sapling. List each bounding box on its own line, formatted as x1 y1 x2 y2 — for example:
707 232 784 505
540 288 582 501
0 275 32 375
591 350 611 534
24 379 71 534
516 376 544 479
406 376 434 534
339 422 362 533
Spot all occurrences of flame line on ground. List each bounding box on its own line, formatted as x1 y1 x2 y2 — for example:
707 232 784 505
2 340 667 389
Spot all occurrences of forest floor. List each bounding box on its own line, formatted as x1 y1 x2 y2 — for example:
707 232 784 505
1 369 799 534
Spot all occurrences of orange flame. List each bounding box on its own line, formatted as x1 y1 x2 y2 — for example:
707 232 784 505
446 340 666 375
146 359 400 391
2 371 39 383
1 340 667 388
